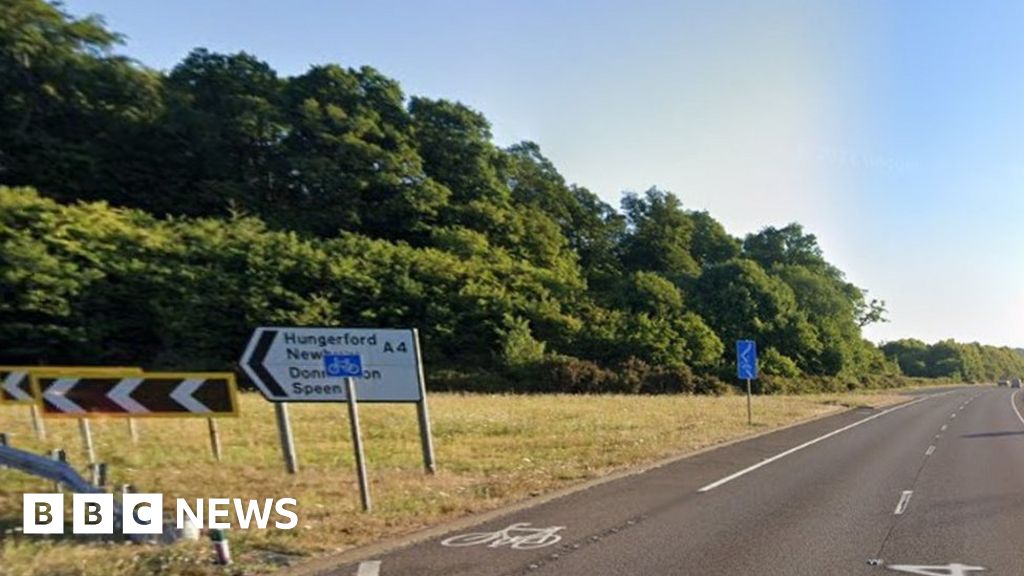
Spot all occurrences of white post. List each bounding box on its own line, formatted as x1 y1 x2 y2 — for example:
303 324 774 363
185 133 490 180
412 329 437 474
275 403 299 474
345 377 371 512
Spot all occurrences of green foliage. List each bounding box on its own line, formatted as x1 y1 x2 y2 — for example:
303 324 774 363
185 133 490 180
761 348 801 377
0 1 1004 394
500 316 547 369
881 339 1024 382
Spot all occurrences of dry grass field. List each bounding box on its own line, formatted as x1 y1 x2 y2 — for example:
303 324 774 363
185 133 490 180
0 390 911 575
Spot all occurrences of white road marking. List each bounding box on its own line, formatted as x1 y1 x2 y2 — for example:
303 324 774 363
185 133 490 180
941 424 947 431
925 445 935 456
356 561 381 576
894 490 913 515
1011 390 1024 428
950 414 956 419
697 396 932 493
886 563 987 575
441 523 565 550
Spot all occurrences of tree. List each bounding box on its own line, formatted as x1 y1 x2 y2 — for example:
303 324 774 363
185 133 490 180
692 259 821 371
160 49 285 216
0 0 162 203
279 64 448 238
620 188 700 278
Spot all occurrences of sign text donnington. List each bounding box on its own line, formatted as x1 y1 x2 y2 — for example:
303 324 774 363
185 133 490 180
241 327 424 402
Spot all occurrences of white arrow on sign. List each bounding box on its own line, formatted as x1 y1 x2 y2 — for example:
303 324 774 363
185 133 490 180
887 563 986 575
43 378 85 414
2 371 31 402
109 378 148 413
170 379 211 414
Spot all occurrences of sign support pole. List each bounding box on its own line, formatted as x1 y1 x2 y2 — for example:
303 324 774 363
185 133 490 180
746 378 752 426
274 403 299 474
412 329 437 475
78 418 95 465
345 377 372 513
207 418 223 461
30 404 46 440
127 418 139 444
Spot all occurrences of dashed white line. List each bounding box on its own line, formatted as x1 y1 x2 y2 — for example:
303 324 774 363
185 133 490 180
894 490 914 515
941 424 947 432
697 396 932 493
357 561 382 576
925 445 935 456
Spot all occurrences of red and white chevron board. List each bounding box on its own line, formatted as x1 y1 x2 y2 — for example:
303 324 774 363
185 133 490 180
0 368 33 404
35 372 238 418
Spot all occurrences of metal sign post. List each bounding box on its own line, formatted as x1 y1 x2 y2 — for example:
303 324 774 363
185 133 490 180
207 418 223 461
127 418 139 444
736 340 758 426
274 403 299 474
746 379 752 425
29 404 46 440
345 376 372 512
78 419 95 465
413 329 437 474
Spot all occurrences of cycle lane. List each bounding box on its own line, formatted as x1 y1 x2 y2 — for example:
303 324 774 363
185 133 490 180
314 389 964 576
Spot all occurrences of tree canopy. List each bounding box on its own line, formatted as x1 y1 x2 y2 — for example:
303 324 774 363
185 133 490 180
2 1 1017 392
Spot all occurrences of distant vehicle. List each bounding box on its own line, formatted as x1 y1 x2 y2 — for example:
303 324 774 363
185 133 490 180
999 380 1009 387
1013 378 1022 389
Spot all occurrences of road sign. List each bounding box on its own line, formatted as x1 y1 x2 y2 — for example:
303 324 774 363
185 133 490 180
1 366 142 405
1 368 33 405
240 327 424 402
31 371 238 418
325 354 362 378
736 340 758 380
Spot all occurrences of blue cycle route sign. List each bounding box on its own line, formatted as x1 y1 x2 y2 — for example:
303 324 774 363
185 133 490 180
736 340 757 380
324 354 363 378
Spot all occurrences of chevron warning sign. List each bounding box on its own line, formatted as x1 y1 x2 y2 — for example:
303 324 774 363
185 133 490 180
0 368 33 405
32 372 238 418
1 366 142 405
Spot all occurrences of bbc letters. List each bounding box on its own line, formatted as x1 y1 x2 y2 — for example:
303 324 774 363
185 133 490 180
24 493 298 534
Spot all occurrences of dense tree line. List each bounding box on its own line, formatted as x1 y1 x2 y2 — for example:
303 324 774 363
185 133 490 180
1 1 1019 391
881 340 1024 382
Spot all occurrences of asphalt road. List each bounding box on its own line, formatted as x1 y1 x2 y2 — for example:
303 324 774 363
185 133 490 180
332 386 1024 576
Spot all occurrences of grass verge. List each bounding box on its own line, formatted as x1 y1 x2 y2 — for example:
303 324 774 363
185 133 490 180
0 389 909 575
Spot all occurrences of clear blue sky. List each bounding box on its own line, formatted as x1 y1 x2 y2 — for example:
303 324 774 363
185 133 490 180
67 0 1024 348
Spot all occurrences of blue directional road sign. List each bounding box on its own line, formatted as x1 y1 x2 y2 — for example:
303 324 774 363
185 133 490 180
736 340 758 380
324 354 363 378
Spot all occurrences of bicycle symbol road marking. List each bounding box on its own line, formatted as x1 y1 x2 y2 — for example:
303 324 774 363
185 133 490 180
440 523 566 550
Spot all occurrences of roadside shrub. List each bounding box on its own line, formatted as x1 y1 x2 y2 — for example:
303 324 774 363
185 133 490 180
695 374 730 396
522 355 617 393
640 364 697 394
615 356 651 394
760 348 801 377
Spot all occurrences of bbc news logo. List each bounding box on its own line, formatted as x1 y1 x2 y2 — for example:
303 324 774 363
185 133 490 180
23 494 298 534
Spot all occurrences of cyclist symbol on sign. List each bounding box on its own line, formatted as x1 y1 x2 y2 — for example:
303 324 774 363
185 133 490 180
324 354 362 378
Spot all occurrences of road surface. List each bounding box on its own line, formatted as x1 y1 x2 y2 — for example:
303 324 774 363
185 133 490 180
331 386 1024 575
